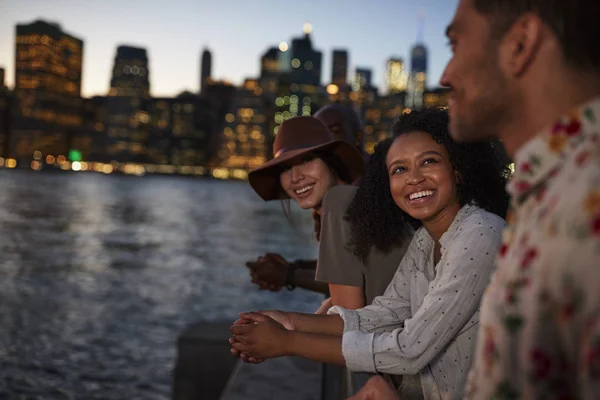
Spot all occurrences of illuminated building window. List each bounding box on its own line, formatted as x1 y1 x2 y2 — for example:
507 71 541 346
250 131 262 140
252 115 266 123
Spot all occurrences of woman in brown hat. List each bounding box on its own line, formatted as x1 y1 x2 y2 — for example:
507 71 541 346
247 115 364 206
245 104 367 296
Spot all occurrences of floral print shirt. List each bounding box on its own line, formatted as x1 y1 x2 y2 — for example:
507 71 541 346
466 97 600 399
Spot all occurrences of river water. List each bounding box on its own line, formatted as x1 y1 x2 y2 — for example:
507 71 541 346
0 170 321 399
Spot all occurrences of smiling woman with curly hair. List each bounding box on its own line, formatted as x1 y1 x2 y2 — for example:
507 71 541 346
230 108 511 400
346 107 511 262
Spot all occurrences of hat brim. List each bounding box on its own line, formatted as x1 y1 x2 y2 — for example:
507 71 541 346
248 140 365 201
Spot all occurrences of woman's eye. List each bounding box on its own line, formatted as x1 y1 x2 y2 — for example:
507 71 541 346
392 166 406 175
423 158 438 166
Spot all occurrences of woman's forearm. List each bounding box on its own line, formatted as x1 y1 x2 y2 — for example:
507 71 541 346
289 312 345 336
286 331 346 365
291 267 330 294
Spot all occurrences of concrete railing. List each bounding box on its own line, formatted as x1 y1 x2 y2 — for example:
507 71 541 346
172 321 346 400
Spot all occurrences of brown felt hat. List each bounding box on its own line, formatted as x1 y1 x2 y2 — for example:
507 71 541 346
248 116 365 201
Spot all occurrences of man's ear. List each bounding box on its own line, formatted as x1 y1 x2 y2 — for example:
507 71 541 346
500 13 544 78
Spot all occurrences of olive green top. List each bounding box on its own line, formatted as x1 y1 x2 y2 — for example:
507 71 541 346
316 184 412 305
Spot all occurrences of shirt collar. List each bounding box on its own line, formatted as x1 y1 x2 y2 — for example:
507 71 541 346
439 204 478 249
508 96 600 202
415 204 479 251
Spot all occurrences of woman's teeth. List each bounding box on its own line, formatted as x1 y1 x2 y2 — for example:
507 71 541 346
295 185 314 194
409 190 434 200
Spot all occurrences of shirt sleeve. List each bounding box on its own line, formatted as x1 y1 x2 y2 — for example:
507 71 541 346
340 225 503 375
315 186 363 287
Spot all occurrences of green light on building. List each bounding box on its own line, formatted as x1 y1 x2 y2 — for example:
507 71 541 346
68 149 82 162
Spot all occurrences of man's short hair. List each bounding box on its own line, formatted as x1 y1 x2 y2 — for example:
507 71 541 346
473 0 600 71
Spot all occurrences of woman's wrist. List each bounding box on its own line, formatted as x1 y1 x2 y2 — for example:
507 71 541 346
281 329 297 356
287 311 299 331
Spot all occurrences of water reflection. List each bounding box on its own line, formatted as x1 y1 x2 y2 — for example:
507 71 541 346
0 170 320 399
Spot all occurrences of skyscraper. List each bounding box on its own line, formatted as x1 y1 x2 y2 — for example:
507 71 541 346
406 13 429 109
406 44 428 109
331 49 348 87
200 48 212 94
259 47 280 94
215 84 270 176
109 46 149 97
146 92 212 168
0 78 10 158
270 25 324 140
286 24 322 87
353 68 373 92
386 58 408 94
105 45 150 162
12 20 83 163
411 44 428 76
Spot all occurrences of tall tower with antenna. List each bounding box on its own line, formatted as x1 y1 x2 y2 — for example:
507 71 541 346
406 10 428 109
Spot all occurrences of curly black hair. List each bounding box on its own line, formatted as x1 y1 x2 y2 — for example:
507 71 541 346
346 107 511 262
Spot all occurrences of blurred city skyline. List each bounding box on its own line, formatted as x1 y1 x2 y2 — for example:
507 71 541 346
0 0 458 97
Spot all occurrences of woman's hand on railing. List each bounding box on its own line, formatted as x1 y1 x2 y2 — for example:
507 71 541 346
245 253 289 291
230 312 292 360
229 317 264 363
